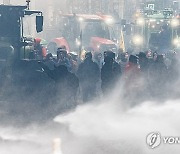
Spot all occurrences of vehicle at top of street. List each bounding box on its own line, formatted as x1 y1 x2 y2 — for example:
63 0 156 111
129 8 180 53
47 13 120 58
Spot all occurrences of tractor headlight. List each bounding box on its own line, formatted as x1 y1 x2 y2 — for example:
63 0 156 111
105 18 114 25
132 35 143 46
78 17 84 22
97 45 100 49
173 38 180 47
136 18 145 26
171 19 179 27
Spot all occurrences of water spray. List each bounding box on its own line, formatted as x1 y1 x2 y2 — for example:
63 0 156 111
53 138 63 154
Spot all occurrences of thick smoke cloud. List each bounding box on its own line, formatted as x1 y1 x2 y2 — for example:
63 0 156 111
54 92 180 153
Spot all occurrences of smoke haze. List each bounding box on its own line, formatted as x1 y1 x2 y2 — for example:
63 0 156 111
0 1 179 154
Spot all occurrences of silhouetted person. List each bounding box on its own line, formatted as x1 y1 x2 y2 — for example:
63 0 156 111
124 55 143 92
68 52 79 73
117 52 129 73
77 52 100 102
138 52 149 74
43 53 56 70
56 48 72 71
158 24 171 52
101 51 121 94
94 52 103 69
34 38 47 60
168 52 179 81
39 62 79 110
104 50 122 76
150 55 168 97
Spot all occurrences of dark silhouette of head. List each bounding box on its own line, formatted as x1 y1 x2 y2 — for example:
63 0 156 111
85 52 92 60
104 56 113 64
129 55 139 64
156 55 164 63
119 52 128 62
104 51 115 60
57 48 67 59
153 52 158 61
46 53 53 60
138 52 146 59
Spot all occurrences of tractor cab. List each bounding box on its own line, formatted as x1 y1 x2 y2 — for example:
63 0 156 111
0 5 50 101
131 9 179 52
0 5 43 62
48 14 118 57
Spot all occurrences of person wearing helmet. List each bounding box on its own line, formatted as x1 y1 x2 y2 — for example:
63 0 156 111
124 55 140 79
101 51 121 94
56 48 72 71
123 55 144 102
39 60 79 110
138 52 149 74
77 52 100 102
43 53 56 70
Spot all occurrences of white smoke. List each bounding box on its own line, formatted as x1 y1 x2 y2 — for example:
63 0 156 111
54 98 180 154
1 97 180 154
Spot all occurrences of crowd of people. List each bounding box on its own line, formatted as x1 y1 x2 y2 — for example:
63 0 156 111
39 46 179 109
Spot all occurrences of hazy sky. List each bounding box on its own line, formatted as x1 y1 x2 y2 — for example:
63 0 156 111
0 0 25 5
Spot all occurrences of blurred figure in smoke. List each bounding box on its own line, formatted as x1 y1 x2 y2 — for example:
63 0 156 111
149 55 168 98
155 55 168 76
123 55 145 103
43 53 56 70
77 52 100 102
168 52 179 78
153 52 158 61
68 52 79 73
158 24 171 53
148 51 158 68
124 55 140 75
34 38 47 60
56 48 72 71
138 52 151 97
167 52 179 96
94 52 103 69
105 51 122 76
101 51 121 94
138 52 149 74
145 49 152 59
117 52 129 73
39 62 79 111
